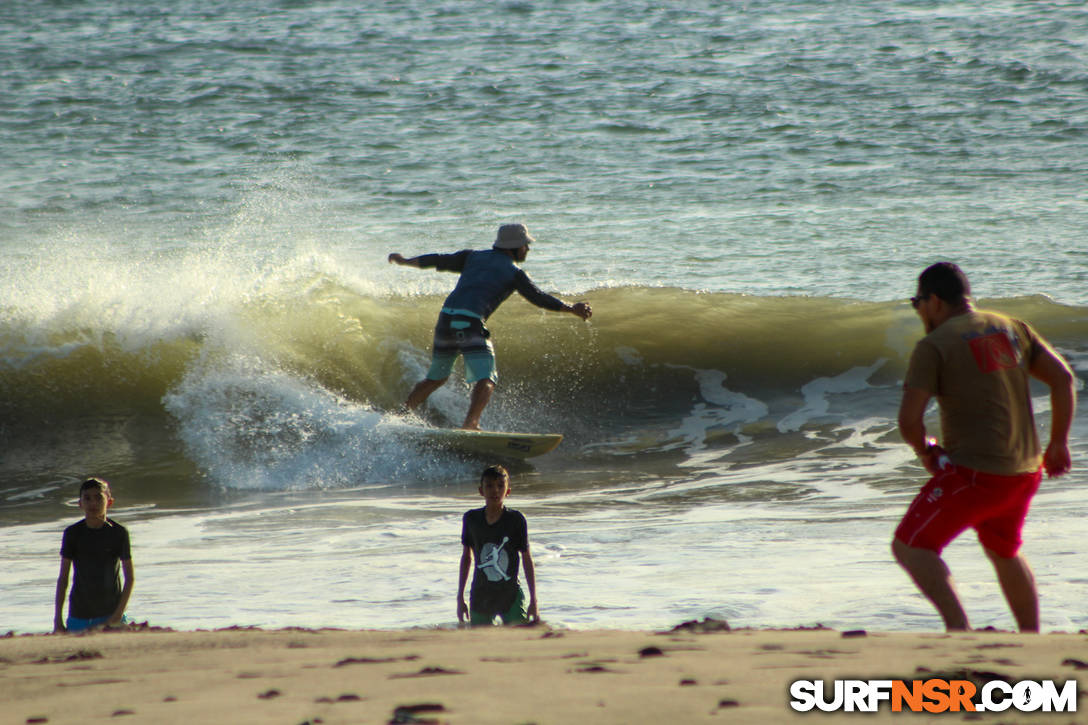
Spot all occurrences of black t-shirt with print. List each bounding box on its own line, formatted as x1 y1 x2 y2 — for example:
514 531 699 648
461 507 528 615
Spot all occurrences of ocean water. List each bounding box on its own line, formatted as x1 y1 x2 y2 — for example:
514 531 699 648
2 0 1087 635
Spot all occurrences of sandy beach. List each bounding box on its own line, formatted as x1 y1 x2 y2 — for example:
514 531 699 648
3 622 1086 724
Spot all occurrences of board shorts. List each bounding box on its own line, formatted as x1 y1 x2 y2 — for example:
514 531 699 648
894 464 1042 558
470 586 528 626
426 310 497 385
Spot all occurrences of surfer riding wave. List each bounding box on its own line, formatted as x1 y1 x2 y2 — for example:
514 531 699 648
388 223 592 430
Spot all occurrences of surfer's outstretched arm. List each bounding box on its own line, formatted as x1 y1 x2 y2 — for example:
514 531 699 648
388 252 418 266
512 271 593 321
388 251 470 271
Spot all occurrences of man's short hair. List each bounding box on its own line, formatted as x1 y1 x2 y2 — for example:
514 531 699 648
918 262 971 304
79 477 111 494
480 465 510 485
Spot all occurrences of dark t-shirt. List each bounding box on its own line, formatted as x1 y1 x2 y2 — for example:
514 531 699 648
461 507 528 615
60 519 131 619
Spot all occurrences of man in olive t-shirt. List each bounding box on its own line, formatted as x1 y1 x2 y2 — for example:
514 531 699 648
893 263 1075 632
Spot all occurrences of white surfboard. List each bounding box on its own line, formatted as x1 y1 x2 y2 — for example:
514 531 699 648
418 428 563 459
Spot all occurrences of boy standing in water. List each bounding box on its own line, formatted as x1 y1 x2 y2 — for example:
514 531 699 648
54 478 134 633
457 465 538 625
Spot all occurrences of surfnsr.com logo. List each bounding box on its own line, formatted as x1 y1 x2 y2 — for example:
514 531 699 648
789 678 1078 713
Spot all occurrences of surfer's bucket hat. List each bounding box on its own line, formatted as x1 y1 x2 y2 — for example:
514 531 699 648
494 223 535 249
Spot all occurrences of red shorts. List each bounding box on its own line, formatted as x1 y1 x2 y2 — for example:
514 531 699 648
894 465 1042 558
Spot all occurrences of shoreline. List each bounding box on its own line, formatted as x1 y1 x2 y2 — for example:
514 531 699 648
4 622 1087 724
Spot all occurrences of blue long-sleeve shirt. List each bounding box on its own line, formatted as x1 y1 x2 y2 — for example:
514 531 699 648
416 249 565 320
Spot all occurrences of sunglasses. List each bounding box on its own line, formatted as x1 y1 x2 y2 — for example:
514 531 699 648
910 294 930 309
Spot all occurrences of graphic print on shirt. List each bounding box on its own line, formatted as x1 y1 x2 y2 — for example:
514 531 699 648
966 328 1021 373
477 536 511 582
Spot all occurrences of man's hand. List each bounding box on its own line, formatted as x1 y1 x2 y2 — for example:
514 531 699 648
569 302 592 320
1043 440 1072 478
919 441 951 475
1029 341 1075 478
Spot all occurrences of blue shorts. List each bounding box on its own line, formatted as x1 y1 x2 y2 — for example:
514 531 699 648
426 312 497 385
66 614 125 632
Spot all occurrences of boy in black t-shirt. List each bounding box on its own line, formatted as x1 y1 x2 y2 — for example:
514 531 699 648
53 478 134 633
457 465 538 625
